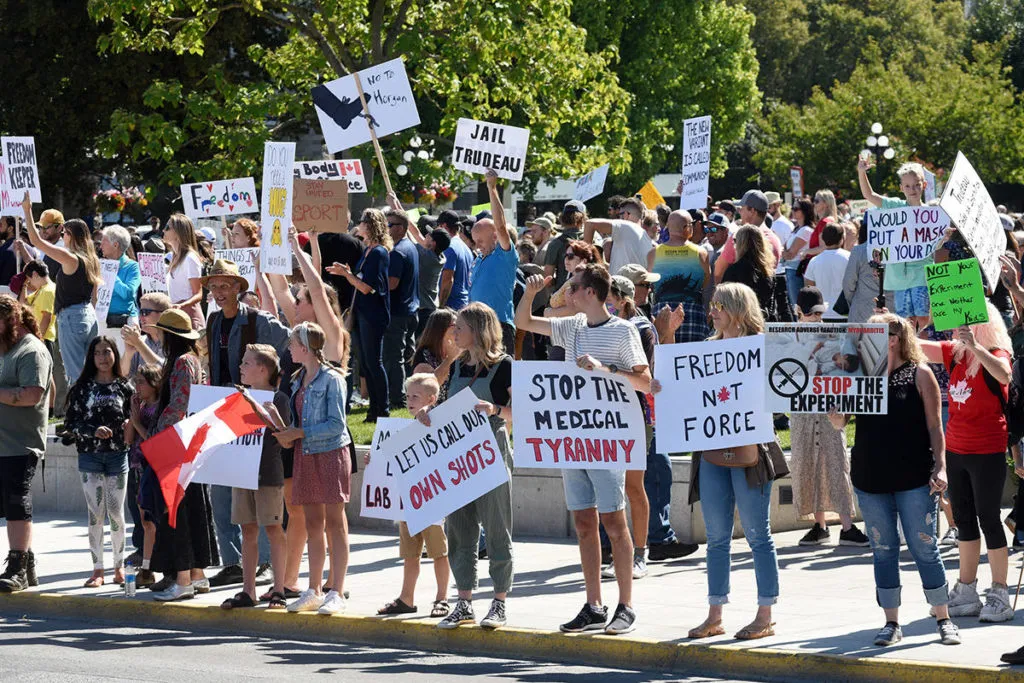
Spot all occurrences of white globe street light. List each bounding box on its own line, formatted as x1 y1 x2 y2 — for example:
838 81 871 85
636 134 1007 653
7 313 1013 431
871 122 883 135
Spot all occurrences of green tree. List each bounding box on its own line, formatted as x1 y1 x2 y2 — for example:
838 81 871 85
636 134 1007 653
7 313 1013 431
970 0 1024 91
89 0 634 193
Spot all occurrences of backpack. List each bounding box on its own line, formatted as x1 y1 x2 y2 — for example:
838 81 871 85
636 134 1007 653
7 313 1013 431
950 355 1024 448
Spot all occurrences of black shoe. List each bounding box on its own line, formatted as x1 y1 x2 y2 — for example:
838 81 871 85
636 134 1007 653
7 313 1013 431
126 549 143 566
605 603 637 635
478 547 488 560
149 575 175 592
839 525 871 547
648 539 700 562
1002 645 1024 665
209 564 243 587
560 603 608 633
0 550 30 593
26 549 38 587
600 546 613 566
798 524 830 546
255 563 274 586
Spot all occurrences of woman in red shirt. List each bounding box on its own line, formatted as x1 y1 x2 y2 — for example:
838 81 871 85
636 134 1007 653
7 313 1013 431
798 190 838 269
920 304 1013 623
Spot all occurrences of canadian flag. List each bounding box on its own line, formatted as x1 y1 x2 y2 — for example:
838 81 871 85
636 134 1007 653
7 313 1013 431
142 391 267 527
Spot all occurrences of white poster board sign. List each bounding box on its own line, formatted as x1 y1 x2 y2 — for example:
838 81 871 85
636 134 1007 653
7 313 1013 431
1 137 41 203
259 142 296 275
452 118 530 182
512 361 646 470
181 177 258 221
94 259 121 323
653 336 773 453
924 168 937 203
208 248 258 313
187 385 274 489
764 323 888 414
293 159 367 193
0 147 25 216
360 417 413 521
574 164 609 203
939 151 1004 287
312 58 420 154
865 205 949 264
138 253 168 294
680 116 711 210
790 166 804 199
391 389 507 536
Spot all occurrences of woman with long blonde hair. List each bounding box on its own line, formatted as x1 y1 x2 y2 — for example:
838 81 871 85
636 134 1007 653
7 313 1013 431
162 214 206 330
721 226 777 321
919 303 1015 623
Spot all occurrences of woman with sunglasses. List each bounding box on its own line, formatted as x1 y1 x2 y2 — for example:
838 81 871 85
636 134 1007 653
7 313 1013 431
545 240 603 361
780 198 816 310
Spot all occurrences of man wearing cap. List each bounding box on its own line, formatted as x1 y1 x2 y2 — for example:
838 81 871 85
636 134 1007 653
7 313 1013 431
382 208 420 409
765 192 793 247
203 259 291 588
617 264 659 321
717 200 738 227
436 209 473 310
583 197 655 275
713 190 783 283
468 170 519 354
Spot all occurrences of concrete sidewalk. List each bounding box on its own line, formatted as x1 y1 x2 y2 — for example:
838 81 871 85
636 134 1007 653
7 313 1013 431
2 514 1024 682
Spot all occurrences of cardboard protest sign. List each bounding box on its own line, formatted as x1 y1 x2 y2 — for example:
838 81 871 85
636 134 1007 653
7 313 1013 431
926 258 989 331
848 199 872 216
312 58 420 154
790 166 804 199
390 388 507 536
574 164 610 203
764 323 888 414
361 418 413 521
680 116 711 210
216 248 258 290
181 177 258 220
187 385 274 489
865 205 949 264
940 151 1004 287
511 362 646 470
259 142 296 275
292 179 348 234
293 159 367 193
138 252 168 294
94 258 121 323
653 336 773 453
452 118 530 182
1 137 41 203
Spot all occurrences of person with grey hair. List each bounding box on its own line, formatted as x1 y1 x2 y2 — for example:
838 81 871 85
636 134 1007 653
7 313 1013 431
98 225 141 331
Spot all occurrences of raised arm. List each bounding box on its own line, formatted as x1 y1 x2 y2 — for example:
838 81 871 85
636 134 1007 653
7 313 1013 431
856 157 885 208
486 170 511 251
267 272 297 326
21 192 77 270
515 274 554 336
583 218 614 244
290 228 344 353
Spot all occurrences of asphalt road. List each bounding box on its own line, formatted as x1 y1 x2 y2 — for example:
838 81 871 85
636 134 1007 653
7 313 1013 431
0 615 762 683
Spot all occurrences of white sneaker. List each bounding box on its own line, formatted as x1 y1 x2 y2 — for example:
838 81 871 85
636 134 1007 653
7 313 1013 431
946 580 983 618
318 590 346 615
980 584 1015 623
153 582 195 602
632 557 649 580
600 564 615 579
287 588 324 613
939 528 959 547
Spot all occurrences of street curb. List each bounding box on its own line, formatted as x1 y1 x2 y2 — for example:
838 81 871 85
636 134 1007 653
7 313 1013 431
1 591 1021 683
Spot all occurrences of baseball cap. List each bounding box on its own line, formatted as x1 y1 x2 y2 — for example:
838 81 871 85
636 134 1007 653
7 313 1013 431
40 209 65 227
527 217 554 232
198 227 216 242
796 286 828 315
617 263 661 285
609 275 636 299
706 212 729 228
719 200 736 215
428 228 451 254
563 199 587 216
738 189 769 214
437 209 460 230
764 191 782 205
1001 214 1014 231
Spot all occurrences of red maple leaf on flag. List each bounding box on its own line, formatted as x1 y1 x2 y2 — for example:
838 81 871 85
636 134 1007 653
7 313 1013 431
717 386 731 402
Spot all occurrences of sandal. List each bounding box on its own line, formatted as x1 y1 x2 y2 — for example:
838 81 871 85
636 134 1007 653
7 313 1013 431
259 589 275 603
83 575 104 588
431 600 451 618
266 591 288 610
377 598 417 615
735 621 776 640
283 587 302 599
221 592 257 609
688 619 726 639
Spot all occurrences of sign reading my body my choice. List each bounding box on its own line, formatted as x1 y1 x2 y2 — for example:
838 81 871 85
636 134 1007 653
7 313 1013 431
181 177 258 220
452 118 530 182
293 159 367 193
865 205 949 264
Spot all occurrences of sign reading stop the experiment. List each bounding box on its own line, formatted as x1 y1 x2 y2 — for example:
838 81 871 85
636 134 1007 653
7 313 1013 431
511 362 646 470
452 118 530 182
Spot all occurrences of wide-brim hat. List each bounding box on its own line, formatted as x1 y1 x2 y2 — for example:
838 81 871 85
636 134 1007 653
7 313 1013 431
200 258 249 289
153 308 201 340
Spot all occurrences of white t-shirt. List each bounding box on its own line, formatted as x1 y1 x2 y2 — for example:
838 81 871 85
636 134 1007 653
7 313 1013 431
608 220 655 275
804 248 850 318
782 226 814 270
550 313 648 370
166 251 203 304
770 216 794 274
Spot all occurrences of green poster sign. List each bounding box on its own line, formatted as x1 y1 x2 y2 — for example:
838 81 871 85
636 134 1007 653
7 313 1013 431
925 257 989 331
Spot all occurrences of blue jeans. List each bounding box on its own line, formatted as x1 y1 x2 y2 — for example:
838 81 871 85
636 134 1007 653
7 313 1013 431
211 484 270 566
699 459 778 606
78 451 128 476
855 485 949 609
784 268 804 314
644 430 677 545
57 303 98 384
356 315 389 419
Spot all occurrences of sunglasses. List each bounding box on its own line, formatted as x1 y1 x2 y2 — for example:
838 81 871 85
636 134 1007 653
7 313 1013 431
139 308 166 317
710 301 726 312
387 222 404 228
703 226 723 234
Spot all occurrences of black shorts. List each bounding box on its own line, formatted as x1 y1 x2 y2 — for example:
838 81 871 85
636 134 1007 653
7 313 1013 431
0 454 39 522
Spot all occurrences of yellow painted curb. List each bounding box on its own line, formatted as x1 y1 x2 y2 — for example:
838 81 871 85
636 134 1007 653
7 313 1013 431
1 591 1022 683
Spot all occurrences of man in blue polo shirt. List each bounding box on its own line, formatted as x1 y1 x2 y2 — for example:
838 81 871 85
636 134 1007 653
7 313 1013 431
469 170 518 354
383 209 420 408
438 209 473 310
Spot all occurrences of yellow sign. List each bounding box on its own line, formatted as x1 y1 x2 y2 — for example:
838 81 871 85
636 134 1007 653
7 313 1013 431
636 181 665 210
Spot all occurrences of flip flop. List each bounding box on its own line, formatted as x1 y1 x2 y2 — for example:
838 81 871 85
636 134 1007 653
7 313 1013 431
377 598 417 615
688 620 725 639
735 621 776 640
221 592 257 610
83 575 104 588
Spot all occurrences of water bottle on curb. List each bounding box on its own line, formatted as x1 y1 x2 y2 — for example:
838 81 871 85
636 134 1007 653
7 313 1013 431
125 562 136 597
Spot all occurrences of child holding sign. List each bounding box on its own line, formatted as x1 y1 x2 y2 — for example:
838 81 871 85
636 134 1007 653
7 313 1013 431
371 374 452 618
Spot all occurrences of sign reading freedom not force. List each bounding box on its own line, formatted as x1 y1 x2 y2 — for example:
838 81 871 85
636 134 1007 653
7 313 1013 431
653 336 773 453
452 118 530 181
865 205 949 264
390 389 508 536
926 258 989 331
511 362 646 470
764 323 888 414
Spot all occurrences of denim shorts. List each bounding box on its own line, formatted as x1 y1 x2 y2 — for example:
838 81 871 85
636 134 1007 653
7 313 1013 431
561 468 626 514
894 285 930 318
78 451 129 476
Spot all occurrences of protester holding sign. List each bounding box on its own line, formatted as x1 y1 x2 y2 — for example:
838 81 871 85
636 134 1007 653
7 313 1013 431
162 214 207 330
828 313 959 646
97 226 141 331
382 207 420 408
469 170 518 355
918 304 1015 623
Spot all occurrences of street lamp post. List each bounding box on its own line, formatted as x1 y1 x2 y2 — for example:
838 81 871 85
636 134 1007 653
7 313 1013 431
864 122 896 188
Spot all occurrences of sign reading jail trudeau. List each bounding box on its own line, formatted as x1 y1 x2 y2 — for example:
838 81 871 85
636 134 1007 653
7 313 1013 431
512 362 646 470
764 323 888 414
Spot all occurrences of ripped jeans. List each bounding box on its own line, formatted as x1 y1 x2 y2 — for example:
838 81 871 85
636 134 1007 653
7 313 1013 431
855 485 949 609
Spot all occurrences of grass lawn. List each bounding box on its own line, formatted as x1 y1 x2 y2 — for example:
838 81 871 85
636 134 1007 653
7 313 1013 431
347 404 413 446
775 416 856 450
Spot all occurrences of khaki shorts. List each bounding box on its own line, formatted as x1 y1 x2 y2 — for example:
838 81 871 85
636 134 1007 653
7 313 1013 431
398 521 448 560
231 486 284 527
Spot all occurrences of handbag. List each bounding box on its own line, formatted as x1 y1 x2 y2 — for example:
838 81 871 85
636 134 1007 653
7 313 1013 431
832 291 850 317
106 313 131 328
702 443 759 468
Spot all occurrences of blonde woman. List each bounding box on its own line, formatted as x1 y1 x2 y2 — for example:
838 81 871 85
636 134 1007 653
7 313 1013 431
162 214 206 330
919 303 1014 622
721 226 776 320
801 189 838 264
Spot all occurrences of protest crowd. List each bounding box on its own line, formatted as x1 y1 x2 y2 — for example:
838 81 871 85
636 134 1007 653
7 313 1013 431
5 86 1024 669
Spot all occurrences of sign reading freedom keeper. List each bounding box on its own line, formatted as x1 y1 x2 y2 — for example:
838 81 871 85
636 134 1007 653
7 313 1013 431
680 116 711 211
653 336 773 453
0 137 41 203
390 389 507 536
926 258 989 331
452 118 530 181
181 177 258 220
940 151 1004 287
865 205 949 264
511 362 646 470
